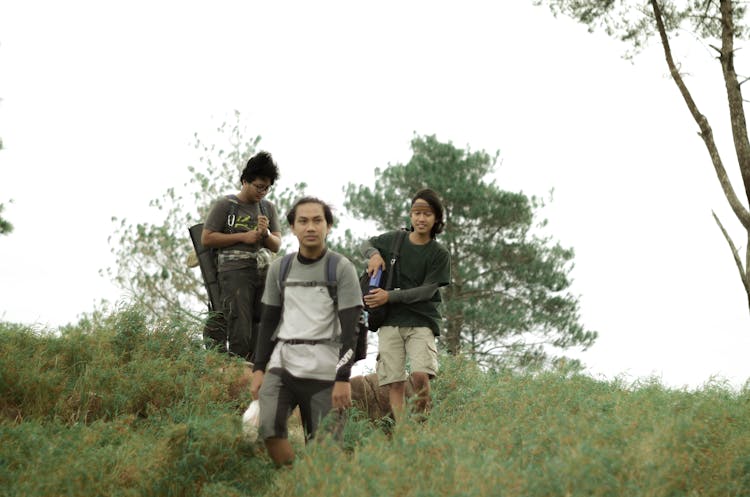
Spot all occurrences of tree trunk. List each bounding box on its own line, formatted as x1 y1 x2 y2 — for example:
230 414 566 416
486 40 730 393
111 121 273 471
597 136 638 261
444 254 463 355
651 0 750 316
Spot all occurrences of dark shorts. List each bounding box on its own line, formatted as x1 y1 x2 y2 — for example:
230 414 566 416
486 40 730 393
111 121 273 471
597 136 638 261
258 368 335 441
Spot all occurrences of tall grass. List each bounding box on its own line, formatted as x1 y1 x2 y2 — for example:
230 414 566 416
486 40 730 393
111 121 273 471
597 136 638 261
2 308 749 496
0 307 277 497
273 359 750 496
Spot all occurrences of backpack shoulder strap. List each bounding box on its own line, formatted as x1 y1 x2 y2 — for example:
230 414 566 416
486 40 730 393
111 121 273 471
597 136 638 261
391 229 407 257
279 253 295 287
325 252 341 307
259 198 269 217
278 253 296 306
224 195 240 232
385 229 408 290
278 252 341 305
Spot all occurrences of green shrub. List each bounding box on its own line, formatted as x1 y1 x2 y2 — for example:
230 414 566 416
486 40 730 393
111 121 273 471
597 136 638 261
2 312 750 497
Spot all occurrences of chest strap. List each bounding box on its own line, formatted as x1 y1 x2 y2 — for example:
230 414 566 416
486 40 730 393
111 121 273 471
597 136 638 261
279 339 334 345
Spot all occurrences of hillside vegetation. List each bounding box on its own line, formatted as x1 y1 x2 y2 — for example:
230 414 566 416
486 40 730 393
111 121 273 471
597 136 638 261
1 308 749 496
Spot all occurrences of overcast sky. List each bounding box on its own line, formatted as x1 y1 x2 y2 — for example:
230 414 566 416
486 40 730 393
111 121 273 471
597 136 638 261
2 1 750 389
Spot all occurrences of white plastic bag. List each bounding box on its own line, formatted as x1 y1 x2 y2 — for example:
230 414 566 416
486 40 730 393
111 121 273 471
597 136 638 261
256 248 273 269
242 399 261 442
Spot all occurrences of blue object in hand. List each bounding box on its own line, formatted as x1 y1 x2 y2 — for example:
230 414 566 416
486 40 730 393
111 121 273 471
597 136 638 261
368 268 383 290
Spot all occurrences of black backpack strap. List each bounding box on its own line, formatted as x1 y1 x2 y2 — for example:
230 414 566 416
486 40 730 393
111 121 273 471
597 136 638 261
278 252 296 300
384 229 408 290
276 251 342 343
278 252 339 300
224 195 240 233
279 252 297 288
325 252 341 307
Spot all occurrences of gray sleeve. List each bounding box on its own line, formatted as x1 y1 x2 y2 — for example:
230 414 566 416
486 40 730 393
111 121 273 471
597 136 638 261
261 259 282 306
253 304 281 372
359 238 380 259
204 198 228 232
389 283 440 304
336 258 364 310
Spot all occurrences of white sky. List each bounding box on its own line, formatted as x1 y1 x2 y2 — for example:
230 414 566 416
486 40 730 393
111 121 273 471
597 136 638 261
2 1 750 390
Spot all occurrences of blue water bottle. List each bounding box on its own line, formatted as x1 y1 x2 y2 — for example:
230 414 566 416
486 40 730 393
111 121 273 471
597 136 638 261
368 268 383 291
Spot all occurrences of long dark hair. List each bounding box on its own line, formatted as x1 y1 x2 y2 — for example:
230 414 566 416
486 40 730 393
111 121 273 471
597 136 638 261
411 188 445 238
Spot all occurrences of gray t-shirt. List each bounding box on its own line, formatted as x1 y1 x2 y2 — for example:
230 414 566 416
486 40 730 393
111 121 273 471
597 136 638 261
203 196 280 272
262 250 362 380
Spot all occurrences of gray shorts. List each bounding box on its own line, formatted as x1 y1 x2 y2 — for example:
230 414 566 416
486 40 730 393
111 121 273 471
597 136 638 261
376 326 438 386
258 368 334 441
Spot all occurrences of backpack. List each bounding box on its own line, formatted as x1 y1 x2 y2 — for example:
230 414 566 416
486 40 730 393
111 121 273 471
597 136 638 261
359 228 408 331
278 252 368 363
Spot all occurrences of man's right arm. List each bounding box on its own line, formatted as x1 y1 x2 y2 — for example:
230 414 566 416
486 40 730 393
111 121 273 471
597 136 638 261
201 228 262 248
359 237 381 260
252 304 281 372
359 236 386 276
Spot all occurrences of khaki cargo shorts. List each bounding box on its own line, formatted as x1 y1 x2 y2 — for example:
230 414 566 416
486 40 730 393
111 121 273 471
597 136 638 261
376 326 438 386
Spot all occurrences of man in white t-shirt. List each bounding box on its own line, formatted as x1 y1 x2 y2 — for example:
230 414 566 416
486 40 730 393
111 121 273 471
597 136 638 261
250 196 362 466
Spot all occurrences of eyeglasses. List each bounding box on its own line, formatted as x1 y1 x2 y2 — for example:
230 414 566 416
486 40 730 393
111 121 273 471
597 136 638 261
251 182 271 193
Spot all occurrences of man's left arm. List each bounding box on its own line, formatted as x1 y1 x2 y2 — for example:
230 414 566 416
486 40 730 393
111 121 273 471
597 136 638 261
332 259 362 409
333 259 364 383
387 247 451 304
259 202 282 253
332 305 359 409
334 306 361 382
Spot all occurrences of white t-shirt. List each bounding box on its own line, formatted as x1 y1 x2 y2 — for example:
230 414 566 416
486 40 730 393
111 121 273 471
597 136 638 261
262 250 362 380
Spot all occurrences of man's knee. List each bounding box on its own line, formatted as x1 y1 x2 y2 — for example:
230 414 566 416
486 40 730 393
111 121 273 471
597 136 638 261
265 437 294 466
411 372 430 392
389 381 406 394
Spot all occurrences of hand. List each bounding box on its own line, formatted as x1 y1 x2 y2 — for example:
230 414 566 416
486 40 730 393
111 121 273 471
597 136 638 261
363 288 389 308
332 381 351 409
257 215 269 234
250 370 264 400
367 253 385 276
240 229 262 244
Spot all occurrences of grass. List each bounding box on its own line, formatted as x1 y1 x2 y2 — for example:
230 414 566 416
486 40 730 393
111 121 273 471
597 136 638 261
1 307 749 496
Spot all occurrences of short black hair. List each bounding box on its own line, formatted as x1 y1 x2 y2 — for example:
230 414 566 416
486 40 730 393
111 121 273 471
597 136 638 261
411 188 446 238
286 196 335 226
241 151 279 185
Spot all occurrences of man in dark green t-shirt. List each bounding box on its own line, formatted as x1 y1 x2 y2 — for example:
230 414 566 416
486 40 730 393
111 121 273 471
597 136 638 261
360 188 451 421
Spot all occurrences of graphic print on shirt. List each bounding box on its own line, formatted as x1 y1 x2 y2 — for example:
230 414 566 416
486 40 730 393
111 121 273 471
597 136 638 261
233 214 258 232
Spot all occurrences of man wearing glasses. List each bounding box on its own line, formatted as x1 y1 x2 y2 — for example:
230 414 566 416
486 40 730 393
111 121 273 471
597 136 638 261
202 151 282 363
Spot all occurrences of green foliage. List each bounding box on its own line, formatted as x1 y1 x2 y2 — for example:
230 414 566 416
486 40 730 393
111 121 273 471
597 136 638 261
274 354 750 497
103 111 305 322
0 201 13 236
0 309 276 497
534 0 749 58
0 306 240 423
342 134 596 369
2 315 750 496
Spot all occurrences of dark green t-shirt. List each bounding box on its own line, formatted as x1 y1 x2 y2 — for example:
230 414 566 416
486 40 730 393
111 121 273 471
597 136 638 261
370 230 451 335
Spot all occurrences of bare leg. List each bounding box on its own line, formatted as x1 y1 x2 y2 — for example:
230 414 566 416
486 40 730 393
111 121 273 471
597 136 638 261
388 381 406 422
265 437 295 466
411 372 431 415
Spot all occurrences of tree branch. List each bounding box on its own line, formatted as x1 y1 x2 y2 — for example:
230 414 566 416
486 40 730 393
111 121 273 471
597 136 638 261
712 209 749 295
650 0 750 229
719 0 750 211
